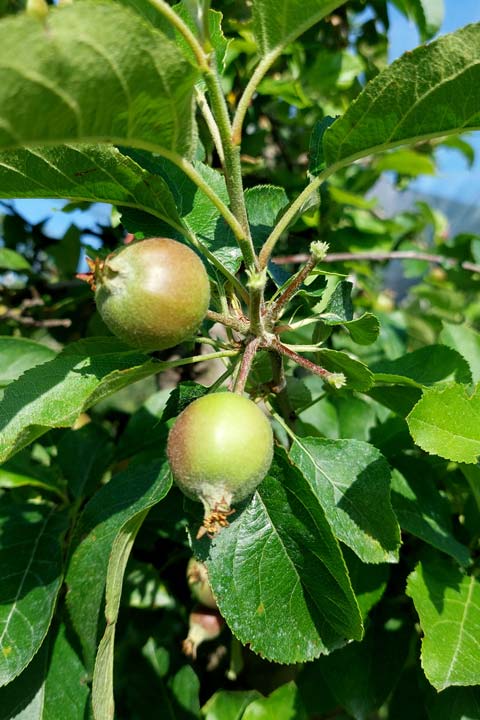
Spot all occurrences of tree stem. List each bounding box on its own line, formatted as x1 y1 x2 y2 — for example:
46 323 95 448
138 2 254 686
206 309 249 334
147 0 209 70
233 337 261 395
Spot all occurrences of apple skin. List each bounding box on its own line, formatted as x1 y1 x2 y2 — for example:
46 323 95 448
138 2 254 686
94 237 210 352
167 393 274 514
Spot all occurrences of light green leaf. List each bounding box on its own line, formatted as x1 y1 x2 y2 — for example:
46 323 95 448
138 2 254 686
441 322 480 385
372 345 472 388
243 683 307 720
202 690 262 720
0 468 65 500
193 449 363 664
0 503 67 686
0 337 56 388
92 511 149 720
376 148 436 176
66 459 171 672
407 383 480 464
0 248 31 271
316 349 374 391
252 0 347 57
323 25 480 167
0 337 163 463
0 146 182 233
407 556 480 691
0 1 198 156
391 469 470 566
0 623 90 720
290 438 400 563
245 185 289 250
319 313 380 345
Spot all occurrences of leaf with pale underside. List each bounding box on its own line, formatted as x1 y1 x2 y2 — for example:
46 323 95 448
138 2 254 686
252 1 347 57
0 1 198 156
323 25 480 167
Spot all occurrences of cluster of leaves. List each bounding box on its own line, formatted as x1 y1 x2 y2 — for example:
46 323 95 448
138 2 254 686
0 0 480 719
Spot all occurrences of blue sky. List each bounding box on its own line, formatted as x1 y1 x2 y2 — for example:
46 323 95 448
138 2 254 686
10 0 480 236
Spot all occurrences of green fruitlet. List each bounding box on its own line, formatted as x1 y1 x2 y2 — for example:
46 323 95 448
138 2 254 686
167 392 274 535
187 557 217 610
92 237 210 351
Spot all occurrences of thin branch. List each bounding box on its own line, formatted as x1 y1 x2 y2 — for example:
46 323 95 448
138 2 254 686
195 87 225 164
272 250 480 274
0 311 72 328
206 309 249 334
147 0 209 70
233 337 261 395
267 252 318 322
156 348 239 372
271 338 345 388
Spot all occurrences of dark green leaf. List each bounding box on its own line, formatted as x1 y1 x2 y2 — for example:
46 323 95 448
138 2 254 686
309 116 336 176
194 449 362 663
372 345 472 387
0 503 67 686
391 469 470 566
316 349 374 391
66 459 172 672
57 423 114 499
290 437 400 563
342 547 389 620
426 686 480 720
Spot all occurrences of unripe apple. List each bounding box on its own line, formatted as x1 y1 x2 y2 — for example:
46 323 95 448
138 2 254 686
167 393 274 535
187 558 217 610
93 237 210 351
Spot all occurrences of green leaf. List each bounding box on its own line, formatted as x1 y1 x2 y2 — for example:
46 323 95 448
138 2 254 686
316 349 374 391
406 555 480 691
391 469 470 566
407 383 480 464
309 116 336 176
252 0 347 57
0 1 198 156
314 615 411 720
57 423 114 499
0 503 67 686
376 148 436 176
120 155 242 273
163 381 209 422
202 690 262 720
193 449 363 663
92 510 149 720
320 313 380 346
372 345 472 387
0 146 183 233
290 438 400 564
441 322 480 385
0 468 65 500
0 337 56 388
426 686 480 720
0 337 163 463
323 25 480 167
242 682 307 720
0 623 90 719
0 247 31 271
245 185 289 250
342 548 389 620
391 0 445 41
66 459 171 672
